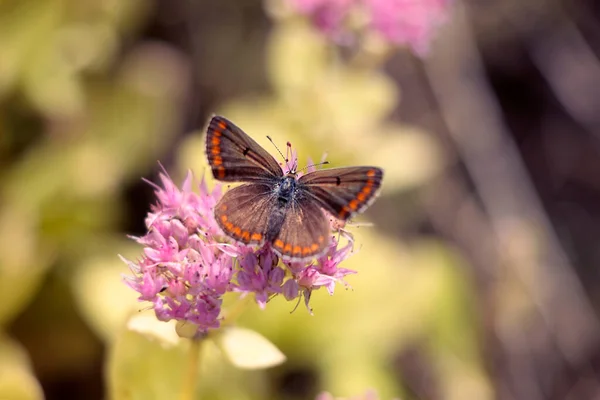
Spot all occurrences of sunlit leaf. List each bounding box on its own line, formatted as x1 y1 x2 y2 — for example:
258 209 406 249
0 0 61 98
22 38 85 118
363 124 445 192
268 20 329 97
214 326 286 370
318 69 398 139
107 315 187 400
72 242 141 342
57 23 118 72
125 314 182 348
0 336 44 400
0 206 52 327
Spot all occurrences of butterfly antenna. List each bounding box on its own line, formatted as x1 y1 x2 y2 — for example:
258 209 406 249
320 152 328 164
297 161 330 174
266 136 291 171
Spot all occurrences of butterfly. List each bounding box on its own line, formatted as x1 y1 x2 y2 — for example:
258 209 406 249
206 116 383 261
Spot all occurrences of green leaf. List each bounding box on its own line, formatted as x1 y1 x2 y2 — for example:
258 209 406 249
268 20 329 97
214 327 286 370
71 242 142 342
107 315 187 400
0 335 44 400
0 206 51 327
361 124 445 192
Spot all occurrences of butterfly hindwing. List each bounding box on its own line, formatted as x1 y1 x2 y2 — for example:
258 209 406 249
214 183 277 245
271 195 330 261
206 116 283 182
298 167 383 221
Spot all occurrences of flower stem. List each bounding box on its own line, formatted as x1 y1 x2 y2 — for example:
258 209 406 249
180 338 202 400
222 294 253 327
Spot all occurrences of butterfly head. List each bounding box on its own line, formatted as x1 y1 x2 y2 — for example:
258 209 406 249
277 174 298 199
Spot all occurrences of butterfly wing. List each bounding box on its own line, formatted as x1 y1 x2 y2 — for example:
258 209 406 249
298 167 383 220
271 195 330 261
214 183 276 245
206 116 283 182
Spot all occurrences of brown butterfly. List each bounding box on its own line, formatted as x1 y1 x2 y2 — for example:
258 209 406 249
206 116 383 261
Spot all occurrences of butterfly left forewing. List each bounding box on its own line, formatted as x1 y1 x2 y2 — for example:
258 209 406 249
298 167 383 221
206 116 283 182
272 196 330 261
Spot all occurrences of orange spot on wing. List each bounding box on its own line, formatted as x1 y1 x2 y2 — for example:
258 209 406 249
225 221 234 231
310 243 319 252
349 199 358 210
302 247 311 256
284 243 292 253
357 192 366 202
251 233 263 241
211 147 220 155
241 231 250 241
367 169 376 177
217 167 225 179
274 239 284 248
220 204 228 211
211 137 220 145
318 236 325 244
233 226 242 236
220 215 228 223
213 156 222 166
292 246 302 255
218 121 227 130
362 186 372 195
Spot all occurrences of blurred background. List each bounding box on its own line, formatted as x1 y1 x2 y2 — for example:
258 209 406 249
2 0 600 399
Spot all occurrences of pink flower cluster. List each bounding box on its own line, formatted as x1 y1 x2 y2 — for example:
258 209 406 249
289 0 452 55
121 167 356 336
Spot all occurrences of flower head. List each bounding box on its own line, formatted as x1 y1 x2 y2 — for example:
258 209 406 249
369 0 451 54
122 162 358 336
288 0 452 55
290 0 354 39
283 236 356 314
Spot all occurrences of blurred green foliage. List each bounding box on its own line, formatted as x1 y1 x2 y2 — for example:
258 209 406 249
0 0 188 398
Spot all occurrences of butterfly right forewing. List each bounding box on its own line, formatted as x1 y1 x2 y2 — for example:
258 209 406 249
206 116 283 182
298 167 383 221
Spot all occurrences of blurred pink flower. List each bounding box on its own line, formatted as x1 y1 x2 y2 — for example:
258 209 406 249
122 163 357 335
288 0 452 55
369 0 450 54
290 0 353 38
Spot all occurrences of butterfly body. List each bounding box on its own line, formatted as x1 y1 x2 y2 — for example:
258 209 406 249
264 175 299 242
206 116 383 261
